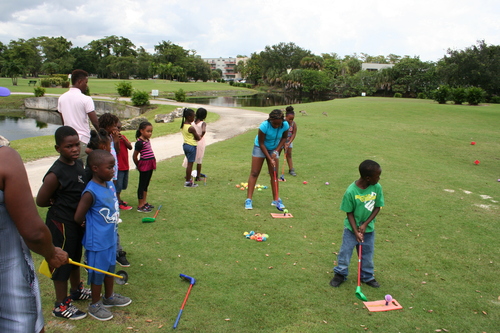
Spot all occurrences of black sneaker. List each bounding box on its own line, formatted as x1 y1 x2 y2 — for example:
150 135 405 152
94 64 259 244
69 282 92 301
329 273 345 287
53 297 87 320
145 202 154 209
116 251 130 267
364 279 380 288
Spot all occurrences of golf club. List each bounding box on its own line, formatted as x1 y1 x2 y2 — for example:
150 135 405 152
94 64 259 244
272 162 283 211
173 274 196 329
69 259 127 281
355 244 368 301
279 149 287 182
142 204 162 223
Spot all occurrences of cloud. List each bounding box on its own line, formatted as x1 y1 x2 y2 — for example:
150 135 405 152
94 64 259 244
1 0 499 62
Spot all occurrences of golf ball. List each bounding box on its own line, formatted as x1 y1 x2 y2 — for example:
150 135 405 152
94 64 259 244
303 181 308 184
283 209 289 214
474 160 480 165
325 182 330 185
471 141 476 145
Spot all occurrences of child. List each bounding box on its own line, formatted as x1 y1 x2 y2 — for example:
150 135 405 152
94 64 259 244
182 108 207 181
74 150 132 321
36 126 90 320
116 120 133 210
284 106 297 176
0 145 68 333
133 121 156 212
87 128 130 268
330 160 385 288
244 109 289 210
181 108 201 187
98 113 120 184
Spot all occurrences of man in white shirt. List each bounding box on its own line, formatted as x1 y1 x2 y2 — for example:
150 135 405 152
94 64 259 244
58 70 99 163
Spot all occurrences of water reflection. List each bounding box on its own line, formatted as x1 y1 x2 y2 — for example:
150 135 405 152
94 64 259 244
187 94 332 108
0 110 62 141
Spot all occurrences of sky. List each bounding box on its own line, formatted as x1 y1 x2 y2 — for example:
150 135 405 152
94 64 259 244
1 0 499 62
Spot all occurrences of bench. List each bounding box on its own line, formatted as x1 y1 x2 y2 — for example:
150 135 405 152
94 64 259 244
29 80 37 86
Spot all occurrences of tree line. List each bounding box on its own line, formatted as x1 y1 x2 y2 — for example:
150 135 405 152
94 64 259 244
1 36 499 101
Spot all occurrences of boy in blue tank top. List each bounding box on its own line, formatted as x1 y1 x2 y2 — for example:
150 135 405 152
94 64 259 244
75 149 132 321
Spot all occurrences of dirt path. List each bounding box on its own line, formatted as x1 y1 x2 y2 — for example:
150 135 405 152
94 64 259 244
23 96 266 196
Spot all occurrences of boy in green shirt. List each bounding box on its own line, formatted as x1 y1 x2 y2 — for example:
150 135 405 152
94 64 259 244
330 160 384 288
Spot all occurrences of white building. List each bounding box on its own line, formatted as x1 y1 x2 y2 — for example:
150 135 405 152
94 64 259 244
361 63 394 71
203 57 248 80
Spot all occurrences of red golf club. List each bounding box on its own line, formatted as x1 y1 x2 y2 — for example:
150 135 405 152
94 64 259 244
173 274 196 329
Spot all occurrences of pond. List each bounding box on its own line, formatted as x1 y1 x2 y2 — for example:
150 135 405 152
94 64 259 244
187 93 333 108
0 110 62 141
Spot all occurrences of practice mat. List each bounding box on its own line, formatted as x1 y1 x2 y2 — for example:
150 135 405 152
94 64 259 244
363 299 403 312
270 213 293 218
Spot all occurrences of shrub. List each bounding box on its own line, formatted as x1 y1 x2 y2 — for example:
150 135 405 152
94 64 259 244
174 89 186 102
432 85 450 104
131 90 150 106
246 84 253 89
489 95 500 104
417 92 426 99
116 81 133 97
61 81 70 88
34 87 46 97
40 78 51 88
465 87 485 105
450 87 466 105
394 93 402 98
229 81 234 86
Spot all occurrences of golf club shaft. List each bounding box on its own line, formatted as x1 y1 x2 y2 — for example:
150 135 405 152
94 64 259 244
357 244 362 286
153 205 162 219
69 259 123 279
173 283 193 329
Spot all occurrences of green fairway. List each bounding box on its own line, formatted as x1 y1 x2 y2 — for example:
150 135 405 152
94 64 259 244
0 77 257 98
25 97 500 332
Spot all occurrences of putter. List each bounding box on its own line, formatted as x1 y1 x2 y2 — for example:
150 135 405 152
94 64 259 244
142 205 162 223
279 149 286 182
69 259 127 282
272 163 283 211
355 244 368 301
173 274 196 329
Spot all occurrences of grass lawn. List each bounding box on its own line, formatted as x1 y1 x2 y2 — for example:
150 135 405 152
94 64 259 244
24 97 500 332
0 77 257 98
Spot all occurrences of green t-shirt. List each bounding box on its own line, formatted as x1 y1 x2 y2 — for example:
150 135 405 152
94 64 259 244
340 181 384 233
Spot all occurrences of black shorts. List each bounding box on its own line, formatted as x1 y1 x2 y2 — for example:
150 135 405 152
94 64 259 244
47 218 85 281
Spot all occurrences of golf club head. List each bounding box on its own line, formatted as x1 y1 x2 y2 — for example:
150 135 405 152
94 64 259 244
276 205 284 212
355 286 368 301
180 273 196 285
115 270 129 285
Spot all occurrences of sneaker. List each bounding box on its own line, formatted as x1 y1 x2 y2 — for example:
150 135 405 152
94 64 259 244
364 279 380 288
289 168 297 176
116 251 130 267
137 205 152 213
69 282 92 301
88 300 113 321
184 181 198 188
245 198 253 210
53 297 87 320
117 218 123 224
271 198 285 210
145 202 154 209
329 273 345 287
119 202 133 210
102 293 132 307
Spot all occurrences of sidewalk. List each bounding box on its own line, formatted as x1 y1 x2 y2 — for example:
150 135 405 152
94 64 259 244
23 97 266 196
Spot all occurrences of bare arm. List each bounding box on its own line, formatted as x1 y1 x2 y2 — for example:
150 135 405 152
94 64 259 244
200 122 207 138
0 147 67 267
132 150 140 167
120 134 133 150
358 207 381 235
257 130 276 167
74 192 93 226
88 111 99 131
36 172 59 207
188 125 201 141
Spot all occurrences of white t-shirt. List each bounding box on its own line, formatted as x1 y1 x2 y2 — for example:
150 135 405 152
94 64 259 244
57 88 95 144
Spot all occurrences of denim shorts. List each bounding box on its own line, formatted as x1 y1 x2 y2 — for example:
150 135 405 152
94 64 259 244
252 145 279 158
183 143 197 163
116 170 129 193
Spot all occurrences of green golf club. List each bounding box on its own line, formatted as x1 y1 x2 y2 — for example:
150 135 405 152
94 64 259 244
355 244 368 301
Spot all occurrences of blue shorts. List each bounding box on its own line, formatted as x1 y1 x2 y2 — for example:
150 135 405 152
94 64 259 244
183 143 197 163
116 170 129 193
252 145 279 158
86 248 116 285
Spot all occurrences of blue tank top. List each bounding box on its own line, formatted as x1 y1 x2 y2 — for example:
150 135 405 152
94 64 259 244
81 180 119 251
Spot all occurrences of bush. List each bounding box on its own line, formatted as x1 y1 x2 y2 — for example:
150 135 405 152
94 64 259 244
229 81 234 86
246 84 253 89
116 81 133 97
489 95 500 104
174 89 186 102
465 87 485 105
417 92 426 99
61 81 70 88
131 90 150 106
34 87 46 97
432 85 450 104
40 79 51 88
394 93 402 98
450 87 466 105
